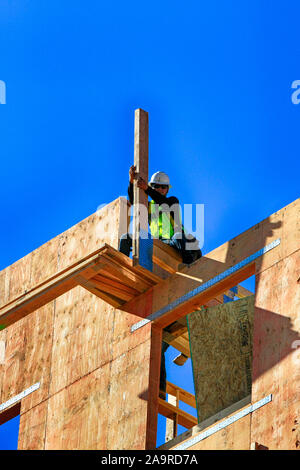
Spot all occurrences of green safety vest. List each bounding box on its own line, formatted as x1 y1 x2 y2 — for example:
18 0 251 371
148 200 176 239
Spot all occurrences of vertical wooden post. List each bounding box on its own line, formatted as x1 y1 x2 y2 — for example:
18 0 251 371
133 108 152 270
165 394 177 442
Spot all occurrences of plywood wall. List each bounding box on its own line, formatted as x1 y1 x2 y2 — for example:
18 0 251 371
0 197 153 450
188 296 254 423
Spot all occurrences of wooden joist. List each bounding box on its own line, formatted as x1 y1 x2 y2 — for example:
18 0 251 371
158 398 198 429
0 231 255 332
166 381 196 409
158 398 198 430
0 244 161 330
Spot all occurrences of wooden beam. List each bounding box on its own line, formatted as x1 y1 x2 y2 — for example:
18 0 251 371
158 398 198 429
153 239 182 274
132 108 150 269
168 336 190 357
0 246 109 329
76 275 124 308
125 199 292 329
158 394 251 450
166 381 196 409
0 243 161 330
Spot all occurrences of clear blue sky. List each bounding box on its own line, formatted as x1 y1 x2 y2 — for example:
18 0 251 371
0 0 299 450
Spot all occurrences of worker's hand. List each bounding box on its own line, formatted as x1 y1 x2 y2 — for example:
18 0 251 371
129 165 137 183
137 176 148 191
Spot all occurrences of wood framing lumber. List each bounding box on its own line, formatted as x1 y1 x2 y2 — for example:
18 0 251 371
0 246 109 329
129 198 299 331
132 108 149 268
76 275 124 308
166 381 196 409
250 442 269 450
153 239 182 274
173 353 188 366
128 237 281 331
158 398 198 429
165 394 177 442
167 336 190 357
0 402 21 426
0 243 161 330
158 394 251 450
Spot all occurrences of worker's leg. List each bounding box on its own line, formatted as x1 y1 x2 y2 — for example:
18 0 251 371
168 232 202 264
119 233 132 257
159 341 170 399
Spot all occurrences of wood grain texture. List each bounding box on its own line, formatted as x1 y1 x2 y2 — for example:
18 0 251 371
133 108 149 266
123 199 299 330
184 415 251 450
188 296 254 423
251 249 300 450
0 198 153 450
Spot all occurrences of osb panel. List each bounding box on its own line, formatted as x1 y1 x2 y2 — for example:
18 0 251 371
188 296 254 422
251 249 300 450
18 401 48 450
172 415 251 450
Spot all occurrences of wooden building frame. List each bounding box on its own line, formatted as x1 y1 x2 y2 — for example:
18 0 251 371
0 110 299 449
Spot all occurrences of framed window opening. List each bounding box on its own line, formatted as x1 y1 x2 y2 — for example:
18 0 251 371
154 273 256 449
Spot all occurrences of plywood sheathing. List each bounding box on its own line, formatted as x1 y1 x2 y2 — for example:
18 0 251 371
251 249 300 450
0 242 161 330
179 414 251 450
0 197 154 450
123 199 299 330
0 195 299 450
164 198 298 450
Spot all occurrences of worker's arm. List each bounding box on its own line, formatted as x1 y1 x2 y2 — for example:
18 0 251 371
128 182 134 205
127 165 137 205
145 186 179 207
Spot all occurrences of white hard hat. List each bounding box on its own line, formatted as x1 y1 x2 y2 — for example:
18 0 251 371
149 171 170 187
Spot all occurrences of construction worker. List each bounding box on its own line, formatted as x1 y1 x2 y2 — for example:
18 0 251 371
120 166 201 399
119 165 202 265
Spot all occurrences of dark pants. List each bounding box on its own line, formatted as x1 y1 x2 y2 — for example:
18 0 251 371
119 231 202 264
160 341 170 398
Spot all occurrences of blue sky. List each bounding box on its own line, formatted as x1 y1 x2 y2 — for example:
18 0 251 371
0 0 299 450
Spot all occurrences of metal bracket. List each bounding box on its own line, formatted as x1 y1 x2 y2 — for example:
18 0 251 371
0 382 40 413
175 394 272 450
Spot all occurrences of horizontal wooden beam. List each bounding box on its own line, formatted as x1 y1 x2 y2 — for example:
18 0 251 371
158 398 198 429
0 246 109 329
166 381 196 409
129 238 281 332
0 243 162 330
153 239 182 274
